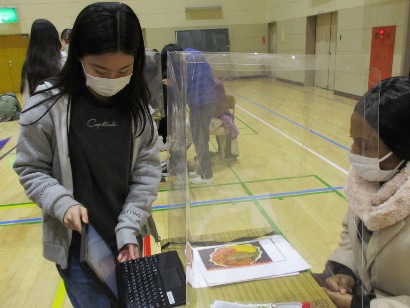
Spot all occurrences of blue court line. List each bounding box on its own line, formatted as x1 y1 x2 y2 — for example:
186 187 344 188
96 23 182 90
0 217 41 226
151 186 344 210
231 91 349 151
0 186 344 225
189 186 344 206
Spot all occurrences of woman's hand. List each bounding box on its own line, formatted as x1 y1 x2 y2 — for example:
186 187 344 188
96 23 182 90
325 274 355 294
117 243 140 262
323 274 355 308
63 204 88 232
323 288 353 308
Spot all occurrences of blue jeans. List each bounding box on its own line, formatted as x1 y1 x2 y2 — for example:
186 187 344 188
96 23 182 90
56 238 112 308
56 234 143 308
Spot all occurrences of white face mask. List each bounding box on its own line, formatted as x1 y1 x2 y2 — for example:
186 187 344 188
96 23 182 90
82 63 132 97
349 151 404 182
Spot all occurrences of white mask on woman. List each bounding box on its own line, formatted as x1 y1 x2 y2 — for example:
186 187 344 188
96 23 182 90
82 63 132 97
349 151 404 182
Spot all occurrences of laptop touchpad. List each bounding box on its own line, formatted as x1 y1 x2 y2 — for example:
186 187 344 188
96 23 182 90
163 267 183 289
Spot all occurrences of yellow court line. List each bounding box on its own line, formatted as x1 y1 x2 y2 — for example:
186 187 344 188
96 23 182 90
52 279 67 308
0 203 36 210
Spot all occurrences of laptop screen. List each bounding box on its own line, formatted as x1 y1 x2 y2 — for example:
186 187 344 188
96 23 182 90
80 223 119 301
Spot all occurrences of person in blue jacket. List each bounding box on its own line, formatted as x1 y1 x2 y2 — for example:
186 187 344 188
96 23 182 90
185 48 220 184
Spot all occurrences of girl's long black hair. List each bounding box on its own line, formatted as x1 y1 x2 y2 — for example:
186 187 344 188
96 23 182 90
20 19 62 95
24 2 154 144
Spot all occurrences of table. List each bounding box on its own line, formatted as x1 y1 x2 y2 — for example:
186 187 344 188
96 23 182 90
161 228 336 307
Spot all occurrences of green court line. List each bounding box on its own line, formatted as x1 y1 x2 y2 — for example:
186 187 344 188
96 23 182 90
229 161 283 235
188 174 318 191
182 190 337 212
234 115 258 135
313 174 346 201
184 173 346 239
1 221 40 227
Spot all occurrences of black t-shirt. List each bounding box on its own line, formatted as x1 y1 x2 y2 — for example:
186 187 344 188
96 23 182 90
68 87 132 248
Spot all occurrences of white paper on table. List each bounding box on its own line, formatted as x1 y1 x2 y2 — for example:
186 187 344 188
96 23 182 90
186 263 208 288
211 300 303 308
211 300 272 307
187 258 299 288
192 235 310 286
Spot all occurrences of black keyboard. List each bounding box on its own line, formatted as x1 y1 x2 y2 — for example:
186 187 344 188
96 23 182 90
123 255 169 308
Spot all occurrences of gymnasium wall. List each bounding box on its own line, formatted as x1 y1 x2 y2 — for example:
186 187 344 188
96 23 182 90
1 0 409 96
0 0 268 53
267 0 410 96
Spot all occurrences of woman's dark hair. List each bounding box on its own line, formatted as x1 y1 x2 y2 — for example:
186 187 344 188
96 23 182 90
61 28 72 44
161 43 182 78
20 19 62 95
25 2 153 143
355 76 410 160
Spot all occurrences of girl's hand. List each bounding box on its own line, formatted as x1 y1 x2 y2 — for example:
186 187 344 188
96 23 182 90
63 204 88 232
117 243 140 262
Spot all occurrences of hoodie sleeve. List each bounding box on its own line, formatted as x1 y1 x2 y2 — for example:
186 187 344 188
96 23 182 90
13 90 78 222
115 121 161 250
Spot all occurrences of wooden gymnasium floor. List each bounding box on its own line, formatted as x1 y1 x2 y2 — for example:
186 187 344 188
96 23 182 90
0 78 356 307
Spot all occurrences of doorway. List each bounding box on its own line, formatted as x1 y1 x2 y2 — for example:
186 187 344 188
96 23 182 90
313 12 337 91
0 35 29 93
268 22 277 78
268 22 277 54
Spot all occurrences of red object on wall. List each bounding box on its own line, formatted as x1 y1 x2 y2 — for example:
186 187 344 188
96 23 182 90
368 25 396 89
262 36 266 44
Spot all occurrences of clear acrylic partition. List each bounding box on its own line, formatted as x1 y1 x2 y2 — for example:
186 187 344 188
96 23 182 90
144 49 164 118
161 52 381 307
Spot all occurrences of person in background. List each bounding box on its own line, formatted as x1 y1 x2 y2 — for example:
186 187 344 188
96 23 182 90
185 48 220 185
60 28 72 62
20 19 63 104
0 93 22 122
159 43 183 178
159 43 183 148
13 2 161 307
144 49 162 117
312 76 410 308
209 79 240 159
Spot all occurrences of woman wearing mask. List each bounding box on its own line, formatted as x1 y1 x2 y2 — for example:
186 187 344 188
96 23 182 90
13 3 161 307
60 28 72 62
313 76 410 308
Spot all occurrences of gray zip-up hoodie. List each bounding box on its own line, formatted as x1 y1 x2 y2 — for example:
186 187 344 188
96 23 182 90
13 83 161 269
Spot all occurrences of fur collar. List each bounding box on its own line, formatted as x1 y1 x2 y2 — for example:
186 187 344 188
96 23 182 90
345 162 410 231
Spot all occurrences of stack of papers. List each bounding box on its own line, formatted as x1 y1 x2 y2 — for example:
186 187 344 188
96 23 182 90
187 235 310 288
211 301 304 308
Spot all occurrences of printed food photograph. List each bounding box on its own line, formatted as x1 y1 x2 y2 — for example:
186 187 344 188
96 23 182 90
198 241 273 270
210 244 261 267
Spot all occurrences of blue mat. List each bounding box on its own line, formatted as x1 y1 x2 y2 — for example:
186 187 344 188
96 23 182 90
0 137 11 152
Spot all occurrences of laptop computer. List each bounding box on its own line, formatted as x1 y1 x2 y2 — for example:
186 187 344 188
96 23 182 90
80 223 186 307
